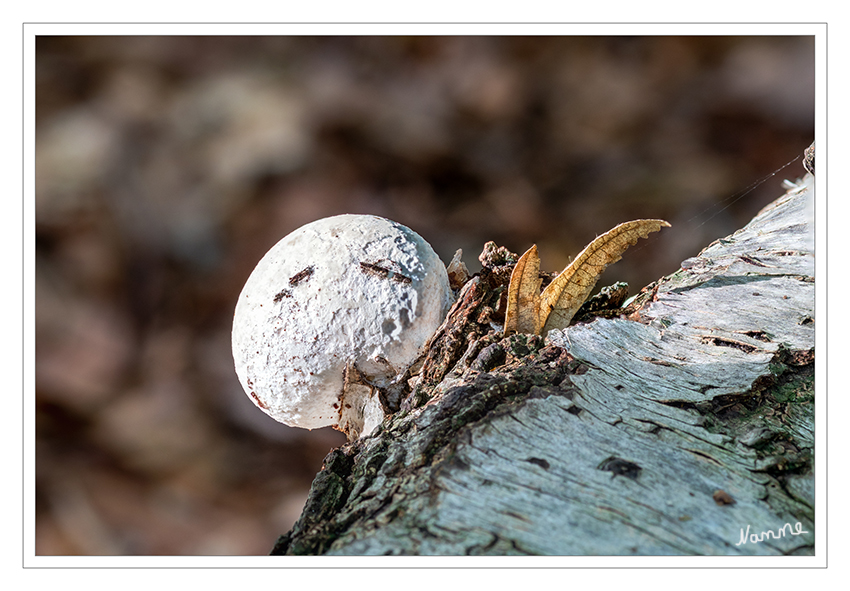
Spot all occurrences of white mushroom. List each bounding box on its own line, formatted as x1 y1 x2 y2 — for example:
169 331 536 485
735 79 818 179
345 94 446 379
232 214 453 439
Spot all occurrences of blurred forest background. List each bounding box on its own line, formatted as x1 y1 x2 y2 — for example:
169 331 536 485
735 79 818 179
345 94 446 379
35 35 814 555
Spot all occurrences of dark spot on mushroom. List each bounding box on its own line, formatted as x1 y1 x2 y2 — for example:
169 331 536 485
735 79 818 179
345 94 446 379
359 261 411 284
249 390 269 410
360 261 390 278
289 266 314 286
381 319 397 336
566 405 582 416
273 289 292 302
598 457 642 480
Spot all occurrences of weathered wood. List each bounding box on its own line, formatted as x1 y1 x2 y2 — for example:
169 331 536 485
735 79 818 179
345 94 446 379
272 161 815 556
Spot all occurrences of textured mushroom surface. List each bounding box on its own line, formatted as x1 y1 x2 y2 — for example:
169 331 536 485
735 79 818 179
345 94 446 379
232 214 453 431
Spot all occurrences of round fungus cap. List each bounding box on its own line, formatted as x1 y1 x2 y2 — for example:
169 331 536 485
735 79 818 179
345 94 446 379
232 214 453 439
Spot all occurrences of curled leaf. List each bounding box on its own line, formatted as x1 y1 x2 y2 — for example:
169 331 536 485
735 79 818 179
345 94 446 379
539 219 670 333
503 244 542 336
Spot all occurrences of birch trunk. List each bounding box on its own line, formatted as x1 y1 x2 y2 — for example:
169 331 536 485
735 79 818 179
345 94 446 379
272 161 815 556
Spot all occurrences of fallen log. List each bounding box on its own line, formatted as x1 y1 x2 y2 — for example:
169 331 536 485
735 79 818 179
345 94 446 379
272 147 815 556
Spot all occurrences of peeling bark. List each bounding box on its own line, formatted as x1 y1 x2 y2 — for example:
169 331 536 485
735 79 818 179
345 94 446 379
272 162 815 556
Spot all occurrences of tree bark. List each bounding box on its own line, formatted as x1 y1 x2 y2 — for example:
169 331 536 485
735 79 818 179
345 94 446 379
272 160 815 556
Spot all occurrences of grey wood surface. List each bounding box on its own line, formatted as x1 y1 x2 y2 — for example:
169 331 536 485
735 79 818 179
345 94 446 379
273 169 815 556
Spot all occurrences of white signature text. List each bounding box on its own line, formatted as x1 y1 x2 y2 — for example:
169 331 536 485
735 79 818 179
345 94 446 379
736 522 809 546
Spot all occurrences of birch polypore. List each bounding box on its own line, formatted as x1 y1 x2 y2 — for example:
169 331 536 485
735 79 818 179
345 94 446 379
232 214 453 440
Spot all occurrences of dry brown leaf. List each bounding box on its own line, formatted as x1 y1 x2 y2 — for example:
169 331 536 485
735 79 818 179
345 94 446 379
503 244 542 336
539 219 670 333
